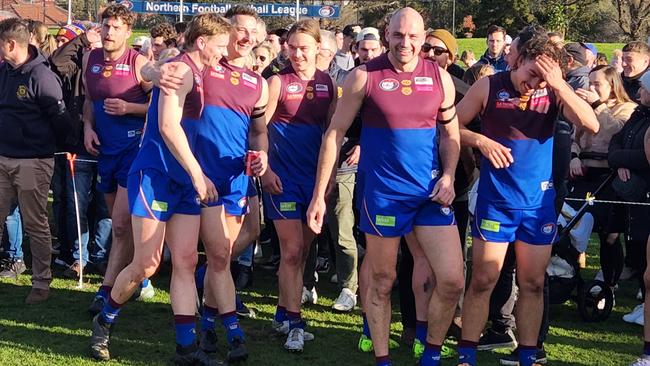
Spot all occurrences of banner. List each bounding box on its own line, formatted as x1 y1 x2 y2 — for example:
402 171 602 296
118 1 340 18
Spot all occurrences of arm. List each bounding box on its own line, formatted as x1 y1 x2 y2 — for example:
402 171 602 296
432 68 460 206
158 65 216 203
607 125 649 170
141 58 186 95
595 103 634 136
49 33 89 77
645 127 650 165
103 54 152 117
247 78 270 176
34 68 73 144
82 52 100 155
457 76 514 168
260 75 283 195
306 67 367 233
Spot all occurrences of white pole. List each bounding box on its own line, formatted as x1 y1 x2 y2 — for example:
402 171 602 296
295 0 299 22
180 0 184 22
452 0 456 36
67 154 84 289
67 0 72 25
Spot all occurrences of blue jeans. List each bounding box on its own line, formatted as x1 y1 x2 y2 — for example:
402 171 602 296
65 159 111 266
237 244 254 267
2 204 23 260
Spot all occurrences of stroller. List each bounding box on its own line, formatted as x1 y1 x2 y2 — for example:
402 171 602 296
547 172 616 322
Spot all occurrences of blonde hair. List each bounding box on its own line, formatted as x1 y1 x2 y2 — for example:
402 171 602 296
590 65 634 104
254 42 277 61
184 13 232 48
462 63 495 85
287 19 321 43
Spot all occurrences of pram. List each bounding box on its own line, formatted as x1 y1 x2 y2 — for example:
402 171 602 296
547 171 616 322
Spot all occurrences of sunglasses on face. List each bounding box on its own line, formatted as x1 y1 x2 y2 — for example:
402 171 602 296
422 43 449 56
257 55 267 62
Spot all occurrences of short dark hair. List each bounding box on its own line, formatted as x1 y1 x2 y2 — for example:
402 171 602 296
150 22 177 45
225 5 259 20
0 18 29 45
517 25 566 69
174 21 187 34
273 28 288 38
623 41 650 56
342 24 359 38
101 4 136 28
487 25 506 37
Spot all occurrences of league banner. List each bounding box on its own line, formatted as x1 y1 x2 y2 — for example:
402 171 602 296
118 1 340 18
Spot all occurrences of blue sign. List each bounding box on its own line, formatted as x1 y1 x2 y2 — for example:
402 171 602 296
118 1 340 18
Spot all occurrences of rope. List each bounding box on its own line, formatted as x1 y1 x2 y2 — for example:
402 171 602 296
54 152 97 164
565 191 650 207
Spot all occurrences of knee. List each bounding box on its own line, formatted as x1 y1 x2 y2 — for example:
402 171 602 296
281 245 305 268
112 215 131 239
206 248 230 272
171 250 198 273
132 257 160 280
437 274 465 302
371 269 396 298
518 276 545 294
469 269 499 293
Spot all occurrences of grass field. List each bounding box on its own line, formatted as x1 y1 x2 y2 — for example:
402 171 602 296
0 237 645 366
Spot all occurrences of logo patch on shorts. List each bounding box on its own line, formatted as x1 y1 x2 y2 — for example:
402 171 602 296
280 202 296 212
541 222 555 235
440 206 452 216
375 215 396 227
238 197 248 208
480 219 500 233
151 200 168 212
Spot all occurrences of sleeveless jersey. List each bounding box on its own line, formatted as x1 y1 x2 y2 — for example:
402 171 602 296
85 47 148 155
198 58 263 179
268 66 333 186
130 53 204 185
358 54 444 199
478 71 559 209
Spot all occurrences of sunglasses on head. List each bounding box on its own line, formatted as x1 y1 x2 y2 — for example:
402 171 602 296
257 55 267 62
422 43 449 56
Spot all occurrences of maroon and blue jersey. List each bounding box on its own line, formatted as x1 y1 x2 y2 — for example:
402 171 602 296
268 66 333 185
478 71 559 209
358 54 443 200
198 58 263 180
85 48 148 155
129 53 204 185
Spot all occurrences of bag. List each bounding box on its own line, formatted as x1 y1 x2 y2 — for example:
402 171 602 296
611 172 647 202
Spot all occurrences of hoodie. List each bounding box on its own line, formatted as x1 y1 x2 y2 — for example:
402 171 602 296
566 66 591 91
476 50 508 73
0 45 72 158
622 67 649 102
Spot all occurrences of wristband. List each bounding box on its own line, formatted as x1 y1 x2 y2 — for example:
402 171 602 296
571 152 579 160
590 100 603 109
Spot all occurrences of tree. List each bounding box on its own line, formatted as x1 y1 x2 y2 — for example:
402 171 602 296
612 0 650 40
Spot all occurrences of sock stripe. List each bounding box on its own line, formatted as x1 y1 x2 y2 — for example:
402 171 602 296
459 339 478 348
174 314 196 324
107 295 123 309
220 311 237 319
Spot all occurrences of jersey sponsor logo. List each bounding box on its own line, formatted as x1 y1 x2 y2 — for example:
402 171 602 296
315 84 328 91
497 89 511 101
401 79 412 86
115 63 130 72
375 215 396 227
91 64 102 74
337 86 343 98
16 85 28 99
529 89 551 114
286 82 303 94
480 219 500 233
440 206 453 216
280 202 297 211
431 169 439 179
540 181 554 191
127 129 142 138
414 77 433 85
379 78 399 92
401 87 412 96
242 73 257 84
230 77 240 86
541 222 555 235
306 86 314 91
151 200 168 212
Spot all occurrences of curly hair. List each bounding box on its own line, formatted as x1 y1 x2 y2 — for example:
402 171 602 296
101 4 136 28
150 22 177 45
516 25 566 72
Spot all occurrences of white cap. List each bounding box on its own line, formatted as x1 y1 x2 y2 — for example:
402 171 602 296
132 36 150 47
505 34 512 45
356 27 380 43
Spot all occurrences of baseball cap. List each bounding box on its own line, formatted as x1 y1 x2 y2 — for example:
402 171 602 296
505 34 512 45
356 27 380 43
583 43 598 56
56 22 85 41
132 36 150 48
564 43 588 65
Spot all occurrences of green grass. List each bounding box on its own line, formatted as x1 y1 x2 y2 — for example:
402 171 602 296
0 238 644 365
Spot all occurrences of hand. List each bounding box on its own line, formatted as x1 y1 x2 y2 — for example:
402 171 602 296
261 169 283 195
618 167 631 182
103 98 129 115
535 55 564 90
306 196 327 234
193 173 218 204
345 145 360 166
83 124 100 156
569 157 584 178
477 136 514 169
157 62 185 95
575 86 600 104
429 173 455 206
250 150 268 177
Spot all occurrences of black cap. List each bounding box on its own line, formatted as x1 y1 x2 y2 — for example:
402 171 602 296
564 42 588 65
342 24 359 38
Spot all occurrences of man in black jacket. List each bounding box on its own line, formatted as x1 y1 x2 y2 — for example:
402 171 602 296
0 18 72 304
622 41 650 102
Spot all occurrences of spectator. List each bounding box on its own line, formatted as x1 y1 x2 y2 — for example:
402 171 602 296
257 18 267 45
622 42 650 102
504 34 512 55
462 63 495 86
460 50 477 68
27 20 57 57
334 27 343 51
597 52 609 66
584 43 598 68
150 22 177 61
0 18 72 303
56 23 86 49
354 27 383 67
131 35 149 54
612 49 624 73
564 42 591 90
476 24 508 72
548 31 565 48
334 24 360 71
572 66 637 297
252 42 275 75
0 205 23 278
421 29 464 79
173 21 186 47
262 28 288 77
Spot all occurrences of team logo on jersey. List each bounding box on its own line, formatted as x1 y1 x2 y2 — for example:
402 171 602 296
102 70 112 78
497 90 511 101
541 222 555 235
540 181 554 191
195 195 201 205
127 129 142 138
16 85 27 99
105 65 113 71
401 79 412 86
238 196 248 209
306 92 314 100
431 169 439 179
231 71 241 78
414 77 433 85
213 65 225 73
379 78 399 92
306 86 314 92
337 86 343 98
440 206 452 216
194 73 202 85
91 64 102 74
230 77 240 86
401 87 412 96
287 82 303 94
